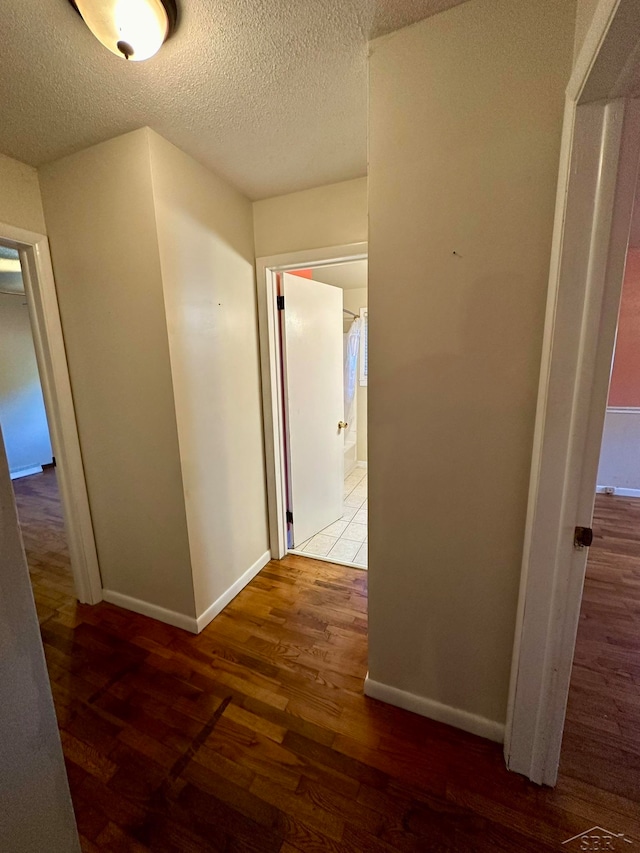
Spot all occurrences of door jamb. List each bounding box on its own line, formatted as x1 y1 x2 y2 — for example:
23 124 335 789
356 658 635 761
256 243 368 560
0 221 102 604
505 0 640 785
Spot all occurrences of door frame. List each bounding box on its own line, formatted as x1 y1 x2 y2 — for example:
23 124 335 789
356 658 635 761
0 220 102 604
505 0 640 785
256 243 368 559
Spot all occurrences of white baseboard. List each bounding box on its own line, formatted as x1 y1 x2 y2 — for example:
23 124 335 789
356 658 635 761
195 550 271 632
103 550 271 635
356 461 367 469
364 675 505 743
10 465 43 480
102 589 198 633
596 485 640 498
287 548 367 571
344 459 357 476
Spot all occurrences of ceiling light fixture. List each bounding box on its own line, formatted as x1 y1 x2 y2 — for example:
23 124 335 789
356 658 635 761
68 0 177 61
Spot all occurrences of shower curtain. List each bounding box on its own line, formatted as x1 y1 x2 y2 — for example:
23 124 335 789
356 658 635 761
343 317 361 436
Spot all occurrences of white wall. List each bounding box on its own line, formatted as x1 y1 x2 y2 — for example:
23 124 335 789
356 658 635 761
253 178 367 258
313 260 368 291
0 290 53 476
343 287 368 462
149 131 269 619
597 410 640 492
0 152 46 234
574 0 599 59
367 0 575 730
39 129 196 618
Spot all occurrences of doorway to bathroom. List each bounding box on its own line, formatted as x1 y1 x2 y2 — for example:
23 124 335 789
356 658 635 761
256 243 368 569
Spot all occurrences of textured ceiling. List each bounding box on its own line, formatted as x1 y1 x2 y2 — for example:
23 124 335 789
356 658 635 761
0 0 467 200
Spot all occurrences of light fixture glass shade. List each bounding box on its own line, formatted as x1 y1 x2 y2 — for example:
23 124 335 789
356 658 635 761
74 0 170 61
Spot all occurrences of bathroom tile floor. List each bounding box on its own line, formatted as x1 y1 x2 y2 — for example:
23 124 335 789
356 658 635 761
297 466 368 569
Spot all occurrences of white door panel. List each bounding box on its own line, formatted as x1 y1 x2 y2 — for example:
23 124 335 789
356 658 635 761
282 273 344 547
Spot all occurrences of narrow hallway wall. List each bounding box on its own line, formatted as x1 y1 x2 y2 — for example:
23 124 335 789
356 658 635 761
39 129 195 620
367 0 576 732
149 131 269 621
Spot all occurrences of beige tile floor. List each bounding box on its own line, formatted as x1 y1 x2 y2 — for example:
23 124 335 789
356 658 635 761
297 467 368 568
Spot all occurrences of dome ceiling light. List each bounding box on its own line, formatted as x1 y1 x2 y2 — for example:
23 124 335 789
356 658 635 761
68 0 178 61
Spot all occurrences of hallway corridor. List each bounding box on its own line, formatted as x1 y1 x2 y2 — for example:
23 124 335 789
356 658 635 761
10 474 640 851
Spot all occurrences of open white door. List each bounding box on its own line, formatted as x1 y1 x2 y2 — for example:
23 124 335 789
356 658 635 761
506 95 640 784
281 272 344 547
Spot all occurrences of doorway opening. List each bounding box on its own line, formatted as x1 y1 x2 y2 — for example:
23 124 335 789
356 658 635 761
506 0 640 787
0 243 75 613
559 187 640 799
0 222 101 607
281 262 368 569
256 242 368 568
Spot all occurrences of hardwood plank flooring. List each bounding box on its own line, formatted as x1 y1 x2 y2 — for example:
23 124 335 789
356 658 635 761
561 494 640 802
11 471 640 851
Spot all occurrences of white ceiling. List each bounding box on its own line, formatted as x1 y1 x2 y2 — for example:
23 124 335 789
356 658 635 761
312 260 368 290
0 0 467 200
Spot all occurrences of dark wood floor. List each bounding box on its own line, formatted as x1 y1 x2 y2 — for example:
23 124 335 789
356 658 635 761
561 495 640 802
12 471 640 851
